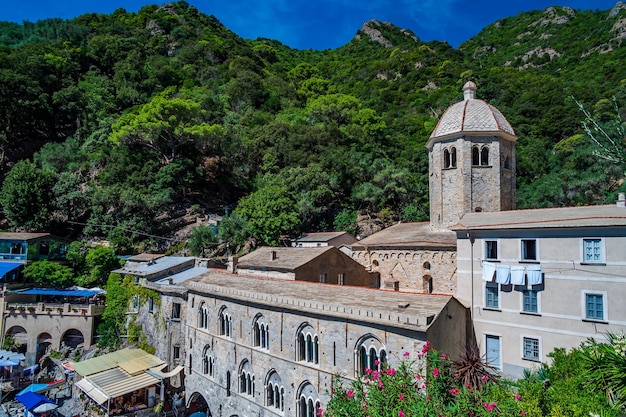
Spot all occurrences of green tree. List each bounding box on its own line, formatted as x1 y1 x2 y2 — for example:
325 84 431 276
188 224 218 257
0 161 57 230
217 213 252 253
97 273 133 349
22 260 74 288
235 184 300 246
79 246 122 288
109 90 225 165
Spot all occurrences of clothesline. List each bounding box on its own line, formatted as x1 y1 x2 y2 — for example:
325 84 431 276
482 262 543 286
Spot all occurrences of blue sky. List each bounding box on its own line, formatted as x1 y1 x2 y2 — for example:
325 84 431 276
2 1 620 50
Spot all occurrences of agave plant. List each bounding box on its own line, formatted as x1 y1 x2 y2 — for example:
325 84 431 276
452 341 498 391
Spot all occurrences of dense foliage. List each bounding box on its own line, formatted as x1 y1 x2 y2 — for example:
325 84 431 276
0 2 625 250
326 337 624 417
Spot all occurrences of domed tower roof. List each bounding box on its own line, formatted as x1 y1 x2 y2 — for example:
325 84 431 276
427 82 516 146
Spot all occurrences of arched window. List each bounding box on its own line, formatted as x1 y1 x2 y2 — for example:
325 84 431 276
253 314 270 350
297 382 321 417
443 149 451 168
481 146 489 166
218 306 232 338
450 147 457 168
202 345 214 377
504 155 512 170
355 335 387 376
266 371 285 412
198 302 209 329
423 275 433 294
239 360 255 397
472 146 480 165
296 324 319 364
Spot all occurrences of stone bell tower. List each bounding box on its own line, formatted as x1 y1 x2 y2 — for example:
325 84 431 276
426 81 518 230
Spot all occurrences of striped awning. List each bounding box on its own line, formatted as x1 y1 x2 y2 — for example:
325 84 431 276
75 366 161 404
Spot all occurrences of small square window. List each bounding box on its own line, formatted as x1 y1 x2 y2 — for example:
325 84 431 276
583 239 603 263
319 273 327 283
585 293 604 321
521 239 537 261
522 290 538 313
485 240 498 260
485 283 499 309
148 297 154 313
523 337 540 361
173 345 180 359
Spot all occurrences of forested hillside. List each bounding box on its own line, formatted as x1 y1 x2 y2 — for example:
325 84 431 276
0 1 624 253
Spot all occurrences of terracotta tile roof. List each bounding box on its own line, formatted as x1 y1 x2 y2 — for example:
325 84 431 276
294 231 354 242
237 246 334 271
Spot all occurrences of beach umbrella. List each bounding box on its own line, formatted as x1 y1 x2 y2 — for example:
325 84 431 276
32 402 58 413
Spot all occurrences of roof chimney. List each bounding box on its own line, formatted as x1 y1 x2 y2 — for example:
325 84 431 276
463 81 477 101
270 250 277 261
618 192 626 208
227 256 238 273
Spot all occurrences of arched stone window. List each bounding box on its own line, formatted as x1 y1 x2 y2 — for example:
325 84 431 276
239 360 255 397
297 382 321 417
266 370 285 412
472 146 480 165
481 146 489 166
443 149 451 168
253 314 270 349
218 306 232 337
296 323 319 364
198 302 209 329
450 147 457 167
504 155 512 170
423 275 433 293
355 334 387 376
202 345 214 377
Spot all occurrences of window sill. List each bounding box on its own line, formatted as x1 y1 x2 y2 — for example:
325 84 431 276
519 260 540 264
520 312 541 316
484 259 500 263
522 357 541 363
483 307 501 312
583 319 608 325
580 262 606 266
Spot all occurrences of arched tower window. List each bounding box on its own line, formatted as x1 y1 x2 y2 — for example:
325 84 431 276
423 275 433 293
451 147 457 168
472 146 480 165
481 146 489 166
355 335 387 376
472 146 490 166
296 323 319 364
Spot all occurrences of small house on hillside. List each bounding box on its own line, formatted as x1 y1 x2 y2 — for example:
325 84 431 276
0 233 70 283
292 231 357 248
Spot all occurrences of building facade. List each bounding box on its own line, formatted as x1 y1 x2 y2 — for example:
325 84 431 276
182 271 467 416
453 201 626 378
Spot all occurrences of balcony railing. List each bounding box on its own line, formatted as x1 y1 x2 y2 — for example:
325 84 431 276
5 302 105 317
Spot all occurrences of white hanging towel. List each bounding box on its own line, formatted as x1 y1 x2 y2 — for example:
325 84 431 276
526 264 543 286
510 266 526 285
496 264 511 284
482 262 496 281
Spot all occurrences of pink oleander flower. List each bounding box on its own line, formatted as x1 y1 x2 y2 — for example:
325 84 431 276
483 402 496 412
375 359 380 366
515 394 521 401
421 341 430 354
386 368 396 376
365 367 372 375
399 393 404 401
521 412 527 416
433 368 440 378
378 380 383 390
372 370 380 380
449 388 459 395
441 353 448 359
481 375 489 382
347 390 354 398
403 351 410 357
416 373 421 380
398 410 405 417
317 408 323 416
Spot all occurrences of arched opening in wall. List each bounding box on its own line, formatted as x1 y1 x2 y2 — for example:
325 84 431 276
6 326 27 354
36 333 52 362
481 146 489 166
475 207 483 212
443 149 451 168
297 381 321 417
354 334 387 377
423 275 433 294
61 329 84 349
504 155 511 170
186 392 211 416
451 147 457 168
472 146 480 165
372 260 379 267
423 262 431 270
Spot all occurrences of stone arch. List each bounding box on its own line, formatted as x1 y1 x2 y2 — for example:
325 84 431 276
61 328 84 349
423 275 433 294
186 391 211 416
37 332 52 362
6 326 27 354
296 381 321 417
354 334 387 376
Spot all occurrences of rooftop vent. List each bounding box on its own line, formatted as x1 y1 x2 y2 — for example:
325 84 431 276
618 192 625 208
